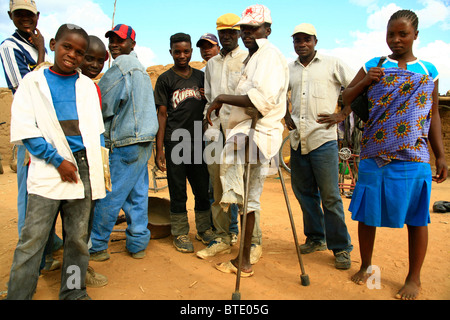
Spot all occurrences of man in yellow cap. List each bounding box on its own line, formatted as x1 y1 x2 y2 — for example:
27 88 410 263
197 13 251 260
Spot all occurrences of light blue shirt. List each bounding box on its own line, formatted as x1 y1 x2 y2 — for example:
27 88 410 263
364 56 439 82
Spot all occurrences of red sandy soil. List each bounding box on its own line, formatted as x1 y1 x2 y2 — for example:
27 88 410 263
0 165 449 301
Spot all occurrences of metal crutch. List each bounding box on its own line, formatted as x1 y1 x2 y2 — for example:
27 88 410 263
277 163 310 286
231 113 258 301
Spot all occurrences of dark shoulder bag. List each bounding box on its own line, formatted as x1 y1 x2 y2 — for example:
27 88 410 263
351 56 387 122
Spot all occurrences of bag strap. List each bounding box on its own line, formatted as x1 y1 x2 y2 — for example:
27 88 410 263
377 56 387 67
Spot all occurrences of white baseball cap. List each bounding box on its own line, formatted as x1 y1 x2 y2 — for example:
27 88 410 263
234 5 272 27
292 23 317 37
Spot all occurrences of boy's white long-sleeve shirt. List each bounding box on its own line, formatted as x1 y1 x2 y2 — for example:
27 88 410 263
10 66 106 200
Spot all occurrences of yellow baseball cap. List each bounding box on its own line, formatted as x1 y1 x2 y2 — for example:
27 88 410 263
216 13 241 30
292 23 317 37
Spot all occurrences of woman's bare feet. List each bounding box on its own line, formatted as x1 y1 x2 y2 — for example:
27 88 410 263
395 278 421 300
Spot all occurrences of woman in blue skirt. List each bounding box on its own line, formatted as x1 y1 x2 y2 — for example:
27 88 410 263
342 10 447 300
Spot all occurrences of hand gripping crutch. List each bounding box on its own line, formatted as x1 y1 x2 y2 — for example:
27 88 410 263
231 112 258 301
277 161 310 286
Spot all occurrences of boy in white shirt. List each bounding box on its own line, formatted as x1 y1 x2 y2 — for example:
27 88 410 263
7 24 105 300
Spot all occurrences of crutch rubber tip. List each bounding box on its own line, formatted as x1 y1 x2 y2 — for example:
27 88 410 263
301 274 310 286
232 292 241 300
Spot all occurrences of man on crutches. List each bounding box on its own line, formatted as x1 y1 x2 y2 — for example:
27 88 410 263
206 5 289 282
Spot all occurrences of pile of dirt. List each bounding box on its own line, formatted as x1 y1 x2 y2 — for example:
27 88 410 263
147 61 206 88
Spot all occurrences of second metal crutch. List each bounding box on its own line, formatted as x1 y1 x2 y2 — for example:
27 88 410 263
277 160 310 286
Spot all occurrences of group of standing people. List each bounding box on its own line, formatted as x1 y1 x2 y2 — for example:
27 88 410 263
1 0 447 301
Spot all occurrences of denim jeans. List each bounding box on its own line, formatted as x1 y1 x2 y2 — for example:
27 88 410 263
164 141 211 236
290 140 352 253
16 145 62 270
16 145 27 235
90 142 151 254
7 150 93 300
229 204 239 234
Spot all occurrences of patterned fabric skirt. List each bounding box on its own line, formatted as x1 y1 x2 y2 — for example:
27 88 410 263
349 159 431 228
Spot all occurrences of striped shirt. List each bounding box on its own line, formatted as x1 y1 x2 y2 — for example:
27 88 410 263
0 30 49 93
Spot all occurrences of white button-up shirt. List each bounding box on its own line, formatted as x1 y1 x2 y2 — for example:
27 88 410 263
10 66 106 200
227 38 289 160
204 46 248 132
288 53 355 154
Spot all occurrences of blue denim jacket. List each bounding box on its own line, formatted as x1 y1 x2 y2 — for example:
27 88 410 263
98 51 158 149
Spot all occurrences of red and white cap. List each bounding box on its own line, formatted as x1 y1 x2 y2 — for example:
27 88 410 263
105 24 136 41
234 4 272 27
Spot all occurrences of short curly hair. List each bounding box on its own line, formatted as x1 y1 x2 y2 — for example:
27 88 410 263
170 33 191 48
54 23 89 44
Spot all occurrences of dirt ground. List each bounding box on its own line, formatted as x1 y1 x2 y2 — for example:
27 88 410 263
0 163 449 302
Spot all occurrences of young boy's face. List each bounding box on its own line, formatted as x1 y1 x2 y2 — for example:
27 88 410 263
108 33 135 59
170 41 192 69
198 41 219 62
50 32 88 75
8 9 39 35
81 43 107 79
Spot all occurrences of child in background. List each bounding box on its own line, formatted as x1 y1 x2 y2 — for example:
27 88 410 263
7 24 106 300
80 35 108 81
0 0 62 271
79 35 109 288
342 10 447 300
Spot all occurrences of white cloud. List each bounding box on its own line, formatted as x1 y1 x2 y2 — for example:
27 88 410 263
366 3 401 30
38 1 112 41
416 40 450 91
323 2 450 93
416 0 450 29
134 45 157 69
351 0 450 30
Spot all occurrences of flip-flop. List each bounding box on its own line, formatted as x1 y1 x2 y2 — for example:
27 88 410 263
215 260 254 277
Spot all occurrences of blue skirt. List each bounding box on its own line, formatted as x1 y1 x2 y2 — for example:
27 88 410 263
349 159 431 228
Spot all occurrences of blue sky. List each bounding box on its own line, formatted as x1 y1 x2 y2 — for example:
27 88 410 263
1 0 449 93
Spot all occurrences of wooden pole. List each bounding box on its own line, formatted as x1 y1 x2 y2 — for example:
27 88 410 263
108 0 117 68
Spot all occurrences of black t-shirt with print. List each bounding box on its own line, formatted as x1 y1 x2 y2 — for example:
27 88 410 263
154 67 205 142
